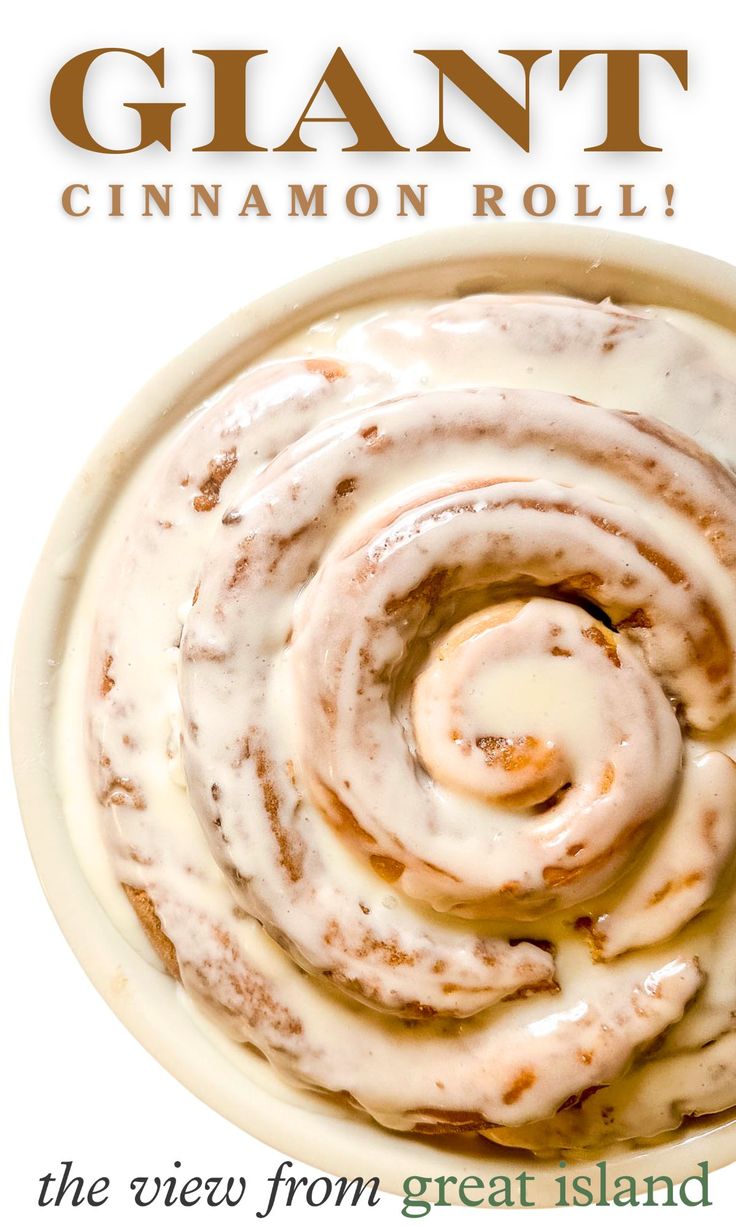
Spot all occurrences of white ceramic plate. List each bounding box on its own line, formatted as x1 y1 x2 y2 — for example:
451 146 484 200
12 223 736 1205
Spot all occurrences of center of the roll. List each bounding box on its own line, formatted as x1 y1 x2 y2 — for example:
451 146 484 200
411 599 620 808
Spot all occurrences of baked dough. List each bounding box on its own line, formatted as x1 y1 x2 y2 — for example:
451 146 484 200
78 294 736 1145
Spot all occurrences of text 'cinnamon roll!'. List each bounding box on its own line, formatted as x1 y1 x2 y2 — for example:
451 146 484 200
77 292 736 1150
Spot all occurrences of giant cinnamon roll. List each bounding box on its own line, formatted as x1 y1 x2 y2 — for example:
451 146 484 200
80 293 736 1147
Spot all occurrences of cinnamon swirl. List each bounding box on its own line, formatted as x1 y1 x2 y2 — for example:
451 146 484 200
74 292 736 1149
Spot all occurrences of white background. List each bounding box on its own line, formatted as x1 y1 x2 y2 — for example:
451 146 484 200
4 0 736 1220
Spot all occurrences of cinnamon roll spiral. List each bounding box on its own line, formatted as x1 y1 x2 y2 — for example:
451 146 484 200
83 293 736 1146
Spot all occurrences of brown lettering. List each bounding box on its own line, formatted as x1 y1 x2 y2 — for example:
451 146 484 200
191 184 221 216
397 184 427 216
559 50 688 151
289 184 327 216
50 48 184 153
143 184 172 216
345 183 379 216
417 50 551 152
473 184 505 216
61 183 90 216
276 48 407 152
238 184 270 216
108 183 124 216
575 184 602 216
193 51 267 151
523 183 556 215
620 183 646 216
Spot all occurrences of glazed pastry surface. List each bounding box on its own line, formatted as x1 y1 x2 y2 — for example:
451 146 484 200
68 293 736 1148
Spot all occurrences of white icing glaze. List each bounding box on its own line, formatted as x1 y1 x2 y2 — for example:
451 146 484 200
58 292 736 1147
